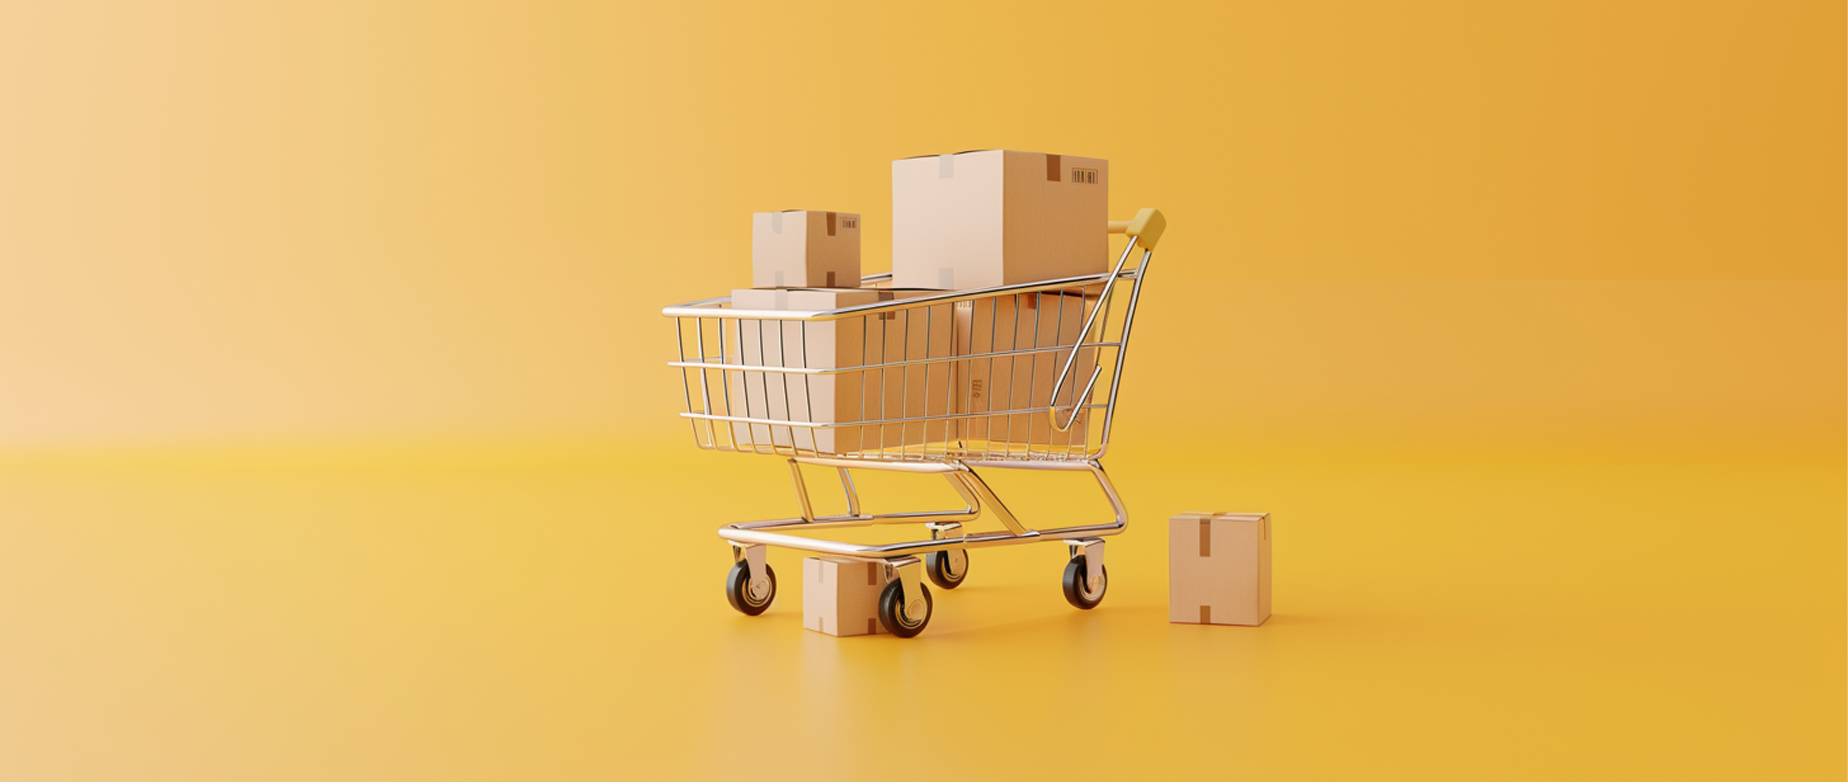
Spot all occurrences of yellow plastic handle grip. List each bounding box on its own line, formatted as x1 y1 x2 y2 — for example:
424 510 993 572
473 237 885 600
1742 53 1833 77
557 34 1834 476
1106 208 1165 250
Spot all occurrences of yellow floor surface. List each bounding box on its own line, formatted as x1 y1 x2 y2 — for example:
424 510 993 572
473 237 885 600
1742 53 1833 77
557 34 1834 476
2 444 1842 780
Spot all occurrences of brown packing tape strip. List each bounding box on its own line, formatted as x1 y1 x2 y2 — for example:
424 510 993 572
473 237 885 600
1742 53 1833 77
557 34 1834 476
1046 154 1061 181
827 211 836 236
1199 519 1212 557
866 562 878 586
1200 605 1211 624
825 271 836 287
867 618 877 635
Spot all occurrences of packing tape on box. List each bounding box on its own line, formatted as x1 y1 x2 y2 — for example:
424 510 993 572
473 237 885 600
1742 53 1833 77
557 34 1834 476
771 212 783 233
938 267 954 288
937 154 954 179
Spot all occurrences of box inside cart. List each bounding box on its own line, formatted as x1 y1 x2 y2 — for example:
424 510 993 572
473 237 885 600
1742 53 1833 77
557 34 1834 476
726 288 956 455
752 210 861 288
892 150 1108 290
952 290 1100 449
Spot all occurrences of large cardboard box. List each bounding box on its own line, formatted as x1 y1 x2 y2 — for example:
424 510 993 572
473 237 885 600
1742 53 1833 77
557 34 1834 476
1169 512 1272 626
953 291 1098 447
892 150 1108 290
803 557 893 637
753 210 861 288
727 288 956 454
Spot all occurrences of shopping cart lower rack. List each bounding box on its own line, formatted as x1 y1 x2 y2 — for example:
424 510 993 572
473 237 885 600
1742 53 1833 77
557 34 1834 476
662 209 1166 638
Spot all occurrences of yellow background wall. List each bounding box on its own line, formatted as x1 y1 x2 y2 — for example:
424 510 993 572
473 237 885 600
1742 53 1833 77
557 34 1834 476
3 1 1840 461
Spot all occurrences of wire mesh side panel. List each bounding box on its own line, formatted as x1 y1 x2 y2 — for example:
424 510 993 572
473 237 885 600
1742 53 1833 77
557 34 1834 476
673 274 1134 462
675 302 961 461
944 278 1123 461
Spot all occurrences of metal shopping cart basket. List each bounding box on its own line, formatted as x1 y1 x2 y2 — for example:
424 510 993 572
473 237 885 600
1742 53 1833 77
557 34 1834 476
662 209 1166 637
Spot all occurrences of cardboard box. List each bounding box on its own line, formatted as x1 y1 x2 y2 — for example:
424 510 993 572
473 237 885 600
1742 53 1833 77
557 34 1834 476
803 557 892 637
953 291 1098 446
753 210 861 289
1169 512 1272 626
892 150 1108 290
727 288 956 454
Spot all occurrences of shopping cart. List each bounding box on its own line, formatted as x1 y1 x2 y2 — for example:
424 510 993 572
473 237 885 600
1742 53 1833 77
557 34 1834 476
662 209 1166 637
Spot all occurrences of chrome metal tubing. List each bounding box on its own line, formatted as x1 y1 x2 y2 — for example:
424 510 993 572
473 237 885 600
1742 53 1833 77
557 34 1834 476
1048 238 1138 431
714 460 1128 559
662 269 1140 322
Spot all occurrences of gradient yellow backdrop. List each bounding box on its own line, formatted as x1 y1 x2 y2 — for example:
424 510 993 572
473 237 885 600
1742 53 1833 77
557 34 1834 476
1 1 1842 780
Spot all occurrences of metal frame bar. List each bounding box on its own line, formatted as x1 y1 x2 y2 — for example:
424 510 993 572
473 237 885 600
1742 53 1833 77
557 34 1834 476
716 458 1127 560
663 269 1142 322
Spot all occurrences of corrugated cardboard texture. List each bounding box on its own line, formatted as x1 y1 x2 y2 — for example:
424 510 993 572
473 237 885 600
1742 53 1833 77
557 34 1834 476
952 291 1097 446
802 557 892 637
1169 512 1272 626
892 150 1107 290
752 210 861 289
727 288 955 454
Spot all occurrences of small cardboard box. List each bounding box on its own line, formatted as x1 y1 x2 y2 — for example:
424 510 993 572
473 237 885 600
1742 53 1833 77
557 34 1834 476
803 557 892 637
1170 512 1272 626
892 150 1108 290
952 291 1098 446
727 288 956 454
753 210 861 289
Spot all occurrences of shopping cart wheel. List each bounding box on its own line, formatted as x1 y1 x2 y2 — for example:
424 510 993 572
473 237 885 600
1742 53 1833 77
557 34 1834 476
923 550 969 590
877 580 933 638
1061 557 1108 610
725 561 777 616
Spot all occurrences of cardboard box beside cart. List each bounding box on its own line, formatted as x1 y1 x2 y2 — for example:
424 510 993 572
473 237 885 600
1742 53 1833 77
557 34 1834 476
1169 511 1272 626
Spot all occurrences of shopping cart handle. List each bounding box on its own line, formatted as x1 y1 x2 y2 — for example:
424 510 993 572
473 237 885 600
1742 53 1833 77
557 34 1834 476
1106 208 1165 250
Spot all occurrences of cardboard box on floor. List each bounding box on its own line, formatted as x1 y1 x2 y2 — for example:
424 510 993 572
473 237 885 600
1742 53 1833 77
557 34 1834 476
892 150 1108 290
953 291 1099 447
803 557 892 637
1169 512 1272 626
726 288 956 454
753 210 861 289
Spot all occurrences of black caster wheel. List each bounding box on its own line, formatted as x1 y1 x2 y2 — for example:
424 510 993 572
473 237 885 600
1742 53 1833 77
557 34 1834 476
877 579 933 638
924 549 969 590
1061 556 1108 610
725 560 777 616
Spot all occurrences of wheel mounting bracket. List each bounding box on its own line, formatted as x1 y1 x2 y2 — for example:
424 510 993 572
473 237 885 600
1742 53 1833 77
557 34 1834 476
1070 538 1106 593
888 557 926 619
733 543 770 601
